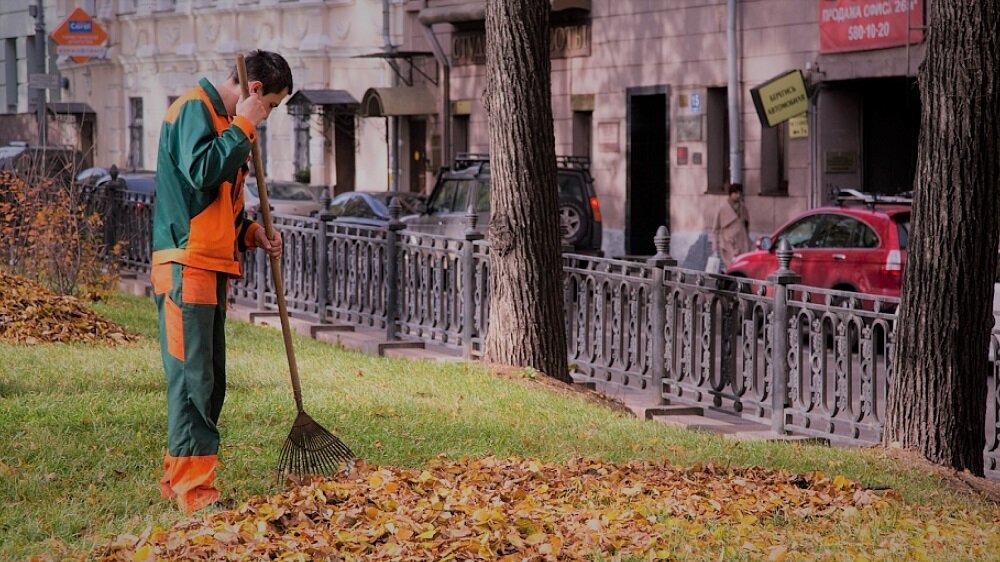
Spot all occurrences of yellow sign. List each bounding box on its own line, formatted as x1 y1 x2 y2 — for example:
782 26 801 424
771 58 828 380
788 115 809 138
750 70 809 128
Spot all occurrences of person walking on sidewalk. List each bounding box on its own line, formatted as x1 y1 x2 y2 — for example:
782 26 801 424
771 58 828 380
712 182 752 272
151 50 291 514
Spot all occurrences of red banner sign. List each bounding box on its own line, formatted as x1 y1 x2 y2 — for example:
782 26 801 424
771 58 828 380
819 0 924 54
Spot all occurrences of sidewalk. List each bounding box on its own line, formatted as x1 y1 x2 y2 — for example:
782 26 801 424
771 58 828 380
120 274 811 444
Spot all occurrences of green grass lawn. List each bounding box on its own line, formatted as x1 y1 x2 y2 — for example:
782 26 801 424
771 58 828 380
1 292 998 560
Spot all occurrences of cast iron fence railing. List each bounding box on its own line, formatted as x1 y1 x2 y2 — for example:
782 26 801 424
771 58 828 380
103 196 1000 480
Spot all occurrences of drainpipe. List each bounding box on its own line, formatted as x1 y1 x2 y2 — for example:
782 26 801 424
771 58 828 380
383 0 399 192
727 0 742 185
420 24 451 168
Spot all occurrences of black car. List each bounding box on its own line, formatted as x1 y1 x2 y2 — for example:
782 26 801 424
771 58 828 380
326 191 426 227
401 153 602 253
94 170 157 194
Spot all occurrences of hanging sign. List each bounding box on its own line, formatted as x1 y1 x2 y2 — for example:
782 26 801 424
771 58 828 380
50 7 108 63
750 70 809 128
819 0 924 54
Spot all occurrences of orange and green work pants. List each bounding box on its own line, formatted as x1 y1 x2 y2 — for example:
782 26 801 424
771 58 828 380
152 261 229 514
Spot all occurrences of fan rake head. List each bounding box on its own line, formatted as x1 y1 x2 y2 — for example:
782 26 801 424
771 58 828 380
277 411 355 480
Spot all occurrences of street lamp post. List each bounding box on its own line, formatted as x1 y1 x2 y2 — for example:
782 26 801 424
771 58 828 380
30 0 47 146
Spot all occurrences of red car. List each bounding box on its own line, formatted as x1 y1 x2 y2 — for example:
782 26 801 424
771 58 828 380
726 204 910 298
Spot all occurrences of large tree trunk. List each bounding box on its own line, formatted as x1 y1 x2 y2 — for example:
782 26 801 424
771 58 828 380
482 0 568 382
885 2 1000 475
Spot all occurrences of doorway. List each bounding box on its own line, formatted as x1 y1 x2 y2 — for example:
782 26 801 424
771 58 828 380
626 86 671 255
333 113 355 195
408 118 427 193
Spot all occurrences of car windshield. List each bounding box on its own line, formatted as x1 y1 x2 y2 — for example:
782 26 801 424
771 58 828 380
428 179 473 213
370 193 425 215
557 172 587 204
430 171 587 214
247 181 315 201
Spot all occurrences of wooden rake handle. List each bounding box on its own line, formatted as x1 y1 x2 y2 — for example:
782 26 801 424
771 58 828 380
236 54 305 413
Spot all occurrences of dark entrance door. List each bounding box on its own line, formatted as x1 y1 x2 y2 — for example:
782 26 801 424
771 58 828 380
409 118 427 193
333 113 355 195
862 77 920 195
626 86 670 255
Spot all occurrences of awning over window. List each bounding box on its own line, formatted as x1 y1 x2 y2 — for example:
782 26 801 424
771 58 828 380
360 87 437 117
418 0 589 25
285 89 359 116
47 102 96 122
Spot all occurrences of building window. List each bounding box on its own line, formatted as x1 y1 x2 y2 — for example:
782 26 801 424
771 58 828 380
573 110 592 159
118 0 137 14
4 39 16 113
154 0 176 11
293 113 310 183
706 87 730 194
760 122 788 195
128 97 144 170
452 115 470 156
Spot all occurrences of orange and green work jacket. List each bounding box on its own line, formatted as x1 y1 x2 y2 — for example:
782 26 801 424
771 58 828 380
153 77 263 275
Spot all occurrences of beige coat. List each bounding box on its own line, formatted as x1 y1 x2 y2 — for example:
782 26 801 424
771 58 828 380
712 199 752 267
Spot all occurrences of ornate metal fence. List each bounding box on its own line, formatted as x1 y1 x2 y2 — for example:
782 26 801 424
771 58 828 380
396 232 466 347
784 287 897 446
987 337 1000 480
564 255 657 393
114 189 154 272
107 196 1000 479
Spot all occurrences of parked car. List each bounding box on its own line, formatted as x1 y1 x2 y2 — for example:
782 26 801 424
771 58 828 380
402 153 603 253
76 166 110 186
726 192 910 298
325 190 426 227
0 142 85 182
244 176 325 217
75 167 157 196
104 171 157 194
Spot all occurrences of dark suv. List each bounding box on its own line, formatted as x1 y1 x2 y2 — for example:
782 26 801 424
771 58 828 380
401 153 602 253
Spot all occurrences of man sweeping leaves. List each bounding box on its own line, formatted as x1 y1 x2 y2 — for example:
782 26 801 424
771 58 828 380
151 50 291 513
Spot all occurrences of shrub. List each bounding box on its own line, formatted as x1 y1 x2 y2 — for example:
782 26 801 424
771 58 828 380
0 168 120 296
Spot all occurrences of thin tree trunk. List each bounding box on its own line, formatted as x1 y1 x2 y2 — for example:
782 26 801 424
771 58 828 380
885 2 1000 475
483 0 569 381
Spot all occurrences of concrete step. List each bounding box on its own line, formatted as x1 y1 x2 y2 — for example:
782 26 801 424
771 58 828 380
726 431 831 444
251 312 315 338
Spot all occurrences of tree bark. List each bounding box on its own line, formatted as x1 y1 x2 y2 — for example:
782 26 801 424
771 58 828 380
885 2 1000 475
482 0 569 382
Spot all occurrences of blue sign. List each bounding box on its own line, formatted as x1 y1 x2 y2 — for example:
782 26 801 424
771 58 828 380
68 20 92 33
690 93 702 114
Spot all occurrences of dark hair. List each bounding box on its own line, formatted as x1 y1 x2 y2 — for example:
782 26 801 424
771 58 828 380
230 50 293 96
725 182 743 194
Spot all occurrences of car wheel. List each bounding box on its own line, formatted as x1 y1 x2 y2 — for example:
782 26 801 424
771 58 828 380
559 200 588 246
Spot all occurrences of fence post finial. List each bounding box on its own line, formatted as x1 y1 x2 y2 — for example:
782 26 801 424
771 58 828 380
771 239 800 283
648 225 677 267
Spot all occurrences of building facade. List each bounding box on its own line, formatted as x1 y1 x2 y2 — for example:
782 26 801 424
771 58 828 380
1 0 926 264
397 0 924 262
2 0 411 193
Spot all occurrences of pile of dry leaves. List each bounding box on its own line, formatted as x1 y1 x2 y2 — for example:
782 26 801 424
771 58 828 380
96 457 898 561
0 270 134 345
